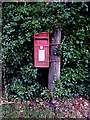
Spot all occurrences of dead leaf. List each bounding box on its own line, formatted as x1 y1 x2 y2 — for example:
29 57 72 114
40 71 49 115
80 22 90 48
19 105 22 108
36 100 39 103
73 116 76 118
65 114 68 117
1 101 3 104
46 105 49 108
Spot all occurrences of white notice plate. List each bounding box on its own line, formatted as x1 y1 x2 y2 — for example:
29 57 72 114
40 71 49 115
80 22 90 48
39 50 45 61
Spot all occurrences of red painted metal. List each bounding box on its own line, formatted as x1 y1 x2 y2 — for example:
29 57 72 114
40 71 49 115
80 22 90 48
34 32 49 68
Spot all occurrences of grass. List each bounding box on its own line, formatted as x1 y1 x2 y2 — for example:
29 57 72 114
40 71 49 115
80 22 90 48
1 103 55 118
0 94 89 119
0 102 86 119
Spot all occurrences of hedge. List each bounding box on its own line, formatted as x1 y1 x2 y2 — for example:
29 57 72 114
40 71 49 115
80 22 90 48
2 2 89 100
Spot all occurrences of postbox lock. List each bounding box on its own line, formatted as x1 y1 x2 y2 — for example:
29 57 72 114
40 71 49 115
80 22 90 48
40 46 43 49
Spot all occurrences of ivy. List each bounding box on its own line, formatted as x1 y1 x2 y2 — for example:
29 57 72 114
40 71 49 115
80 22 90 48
2 2 89 100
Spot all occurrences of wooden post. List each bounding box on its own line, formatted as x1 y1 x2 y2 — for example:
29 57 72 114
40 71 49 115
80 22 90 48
48 28 61 92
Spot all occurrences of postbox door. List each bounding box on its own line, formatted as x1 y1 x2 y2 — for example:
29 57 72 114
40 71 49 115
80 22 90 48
34 46 49 67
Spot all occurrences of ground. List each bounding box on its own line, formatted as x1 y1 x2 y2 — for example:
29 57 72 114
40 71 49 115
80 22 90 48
0 93 90 119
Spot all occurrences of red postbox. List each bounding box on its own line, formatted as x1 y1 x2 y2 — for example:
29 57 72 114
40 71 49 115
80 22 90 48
34 32 49 68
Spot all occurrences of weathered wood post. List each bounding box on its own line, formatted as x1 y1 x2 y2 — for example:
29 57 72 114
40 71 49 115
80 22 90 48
48 28 61 92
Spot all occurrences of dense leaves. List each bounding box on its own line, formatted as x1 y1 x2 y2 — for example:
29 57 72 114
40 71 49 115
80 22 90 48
53 3 89 99
2 2 89 100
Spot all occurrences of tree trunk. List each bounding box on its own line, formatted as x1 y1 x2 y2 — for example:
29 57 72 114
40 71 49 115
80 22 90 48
48 28 61 92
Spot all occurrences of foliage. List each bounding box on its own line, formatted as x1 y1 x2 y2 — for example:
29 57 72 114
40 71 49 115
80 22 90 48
53 3 89 99
5 63 43 100
2 2 90 100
